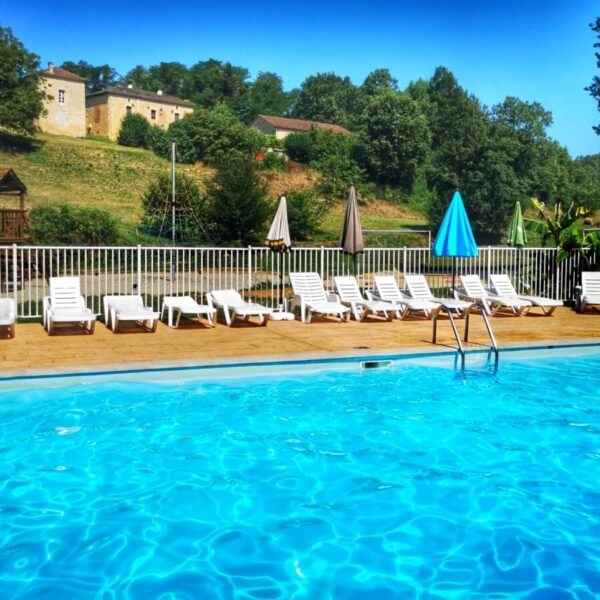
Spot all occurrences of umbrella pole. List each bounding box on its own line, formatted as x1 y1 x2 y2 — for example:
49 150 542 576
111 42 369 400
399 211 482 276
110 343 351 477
279 256 284 309
452 256 457 295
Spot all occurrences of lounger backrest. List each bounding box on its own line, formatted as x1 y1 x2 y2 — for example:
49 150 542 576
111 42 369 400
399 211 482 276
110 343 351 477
50 276 84 310
0 298 15 319
489 274 517 297
289 272 328 304
582 272 600 296
404 275 433 300
210 289 244 307
460 274 488 298
374 276 403 302
111 295 145 310
334 276 363 303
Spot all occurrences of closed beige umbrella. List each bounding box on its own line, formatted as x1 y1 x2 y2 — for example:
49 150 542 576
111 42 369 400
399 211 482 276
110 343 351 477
266 196 291 306
339 185 364 273
266 195 291 251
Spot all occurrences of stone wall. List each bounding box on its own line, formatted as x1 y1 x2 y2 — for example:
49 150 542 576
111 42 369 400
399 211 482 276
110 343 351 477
38 76 87 137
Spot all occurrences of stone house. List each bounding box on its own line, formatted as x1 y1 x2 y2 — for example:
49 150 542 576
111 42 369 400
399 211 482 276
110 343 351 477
86 86 195 140
251 114 351 139
38 63 87 137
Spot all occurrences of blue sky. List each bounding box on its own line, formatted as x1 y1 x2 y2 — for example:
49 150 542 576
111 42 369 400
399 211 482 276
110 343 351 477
3 0 599 156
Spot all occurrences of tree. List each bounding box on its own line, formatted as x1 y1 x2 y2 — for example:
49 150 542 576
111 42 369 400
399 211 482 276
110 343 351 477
585 17 600 134
174 103 264 164
354 91 430 190
243 71 291 123
141 173 208 245
207 156 271 245
286 188 331 241
123 62 188 97
184 59 249 115
425 66 518 239
123 65 151 90
292 73 356 126
570 154 600 210
117 113 150 147
0 26 46 135
60 60 119 92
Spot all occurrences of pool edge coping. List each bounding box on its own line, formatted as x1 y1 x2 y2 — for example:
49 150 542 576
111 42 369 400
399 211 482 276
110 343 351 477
1 336 599 383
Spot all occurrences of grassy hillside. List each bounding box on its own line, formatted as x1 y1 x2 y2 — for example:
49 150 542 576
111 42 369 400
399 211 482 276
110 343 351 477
0 132 428 244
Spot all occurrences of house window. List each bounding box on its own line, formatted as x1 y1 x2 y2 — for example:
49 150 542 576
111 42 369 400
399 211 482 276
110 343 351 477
58 89 65 104
174 113 180 121
126 106 132 115
150 109 156 120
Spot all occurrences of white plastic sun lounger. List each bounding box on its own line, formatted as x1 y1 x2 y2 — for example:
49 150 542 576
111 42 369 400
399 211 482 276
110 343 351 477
161 295 216 328
577 271 600 313
0 298 16 338
334 276 396 321
458 274 531 316
289 272 350 324
103 295 161 332
404 274 474 316
208 289 272 327
490 274 562 316
373 275 440 319
43 276 96 335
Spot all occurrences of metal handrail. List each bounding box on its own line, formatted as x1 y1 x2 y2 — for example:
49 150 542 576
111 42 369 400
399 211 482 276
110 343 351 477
432 301 499 370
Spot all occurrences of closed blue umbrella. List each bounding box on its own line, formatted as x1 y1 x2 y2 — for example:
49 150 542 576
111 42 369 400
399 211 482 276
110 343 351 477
432 190 478 292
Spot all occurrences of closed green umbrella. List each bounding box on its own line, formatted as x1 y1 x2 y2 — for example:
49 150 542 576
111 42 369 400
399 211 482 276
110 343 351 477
507 201 527 247
507 201 527 290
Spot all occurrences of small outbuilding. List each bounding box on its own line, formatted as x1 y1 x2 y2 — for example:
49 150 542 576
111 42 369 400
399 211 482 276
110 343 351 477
251 114 351 139
0 168 30 243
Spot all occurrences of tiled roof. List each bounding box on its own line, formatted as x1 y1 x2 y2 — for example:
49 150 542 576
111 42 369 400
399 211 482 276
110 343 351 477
0 168 27 194
86 86 195 107
40 66 86 82
255 114 351 135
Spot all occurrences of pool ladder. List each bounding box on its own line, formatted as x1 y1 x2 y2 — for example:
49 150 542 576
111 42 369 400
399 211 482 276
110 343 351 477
432 302 499 371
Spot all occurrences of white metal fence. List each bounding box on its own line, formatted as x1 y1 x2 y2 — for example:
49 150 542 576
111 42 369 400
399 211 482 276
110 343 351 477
0 244 596 319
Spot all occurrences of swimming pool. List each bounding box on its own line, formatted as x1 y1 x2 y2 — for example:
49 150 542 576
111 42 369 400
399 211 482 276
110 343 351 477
1 348 599 599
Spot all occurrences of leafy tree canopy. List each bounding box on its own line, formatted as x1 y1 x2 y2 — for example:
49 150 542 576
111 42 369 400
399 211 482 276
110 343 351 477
292 72 356 127
243 71 291 123
585 16 600 135
354 90 430 190
60 60 120 92
0 26 46 135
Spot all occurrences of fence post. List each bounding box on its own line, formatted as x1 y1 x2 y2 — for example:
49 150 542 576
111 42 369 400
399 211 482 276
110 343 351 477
403 246 407 277
136 245 142 294
487 246 491 283
555 248 560 301
247 245 252 300
320 246 325 281
12 243 18 316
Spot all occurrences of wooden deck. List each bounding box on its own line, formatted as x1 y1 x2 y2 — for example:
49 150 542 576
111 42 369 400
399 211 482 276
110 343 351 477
1 307 599 377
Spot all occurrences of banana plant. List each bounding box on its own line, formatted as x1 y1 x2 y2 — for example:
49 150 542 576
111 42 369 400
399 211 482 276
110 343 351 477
525 197 591 248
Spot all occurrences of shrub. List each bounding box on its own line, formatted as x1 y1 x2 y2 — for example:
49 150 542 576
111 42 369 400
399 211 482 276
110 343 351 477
145 125 169 157
286 188 331 241
29 203 121 245
141 172 208 245
117 113 150 148
256 151 287 172
207 156 271 245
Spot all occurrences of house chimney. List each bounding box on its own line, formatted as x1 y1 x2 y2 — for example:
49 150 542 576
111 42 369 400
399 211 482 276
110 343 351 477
157 90 163 96
48 61 54 73
127 84 133 89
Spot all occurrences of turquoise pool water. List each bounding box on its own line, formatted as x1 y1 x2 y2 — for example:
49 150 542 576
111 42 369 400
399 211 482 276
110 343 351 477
1 349 599 599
